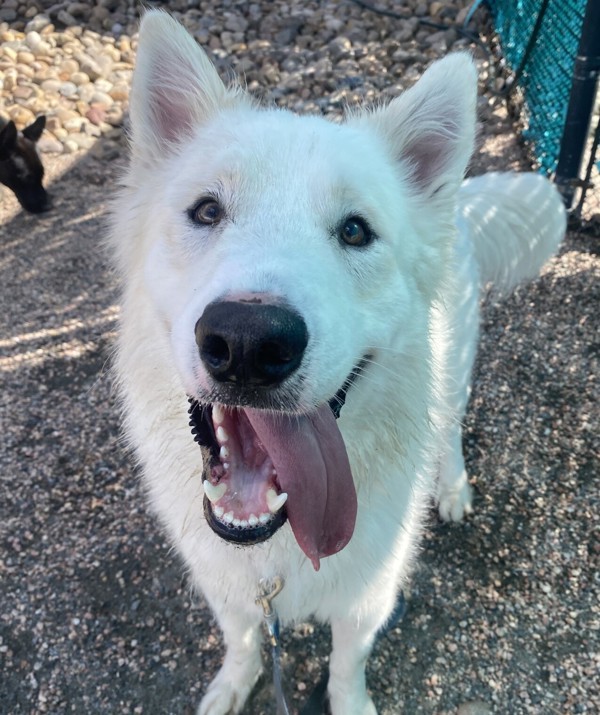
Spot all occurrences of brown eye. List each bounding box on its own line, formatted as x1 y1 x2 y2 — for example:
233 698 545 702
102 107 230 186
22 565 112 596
340 216 373 247
190 198 224 226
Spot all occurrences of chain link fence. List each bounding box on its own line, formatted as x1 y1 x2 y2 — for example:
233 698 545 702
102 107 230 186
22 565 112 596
485 0 599 226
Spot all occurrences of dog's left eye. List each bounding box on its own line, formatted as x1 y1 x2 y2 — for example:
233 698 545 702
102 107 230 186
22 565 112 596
189 198 224 226
340 217 373 247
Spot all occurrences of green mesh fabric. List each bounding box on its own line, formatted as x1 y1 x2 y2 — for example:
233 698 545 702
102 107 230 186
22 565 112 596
486 0 587 175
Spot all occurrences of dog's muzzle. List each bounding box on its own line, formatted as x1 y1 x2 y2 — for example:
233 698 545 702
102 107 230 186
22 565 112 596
189 297 365 570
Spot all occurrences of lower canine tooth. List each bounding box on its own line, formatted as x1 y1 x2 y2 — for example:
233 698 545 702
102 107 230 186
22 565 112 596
203 479 226 503
266 488 288 513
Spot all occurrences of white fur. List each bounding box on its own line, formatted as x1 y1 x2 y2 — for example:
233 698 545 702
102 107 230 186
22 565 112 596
110 11 566 714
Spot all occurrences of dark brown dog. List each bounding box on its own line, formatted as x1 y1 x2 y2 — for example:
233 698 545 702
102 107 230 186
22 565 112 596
0 116 51 213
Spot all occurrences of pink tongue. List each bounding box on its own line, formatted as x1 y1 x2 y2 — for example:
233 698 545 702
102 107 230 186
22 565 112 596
245 405 357 570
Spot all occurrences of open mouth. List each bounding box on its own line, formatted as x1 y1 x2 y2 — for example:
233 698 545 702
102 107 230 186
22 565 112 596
188 358 368 570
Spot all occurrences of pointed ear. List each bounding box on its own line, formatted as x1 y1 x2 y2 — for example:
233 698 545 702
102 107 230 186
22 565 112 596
356 54 477 198
129 10 241 161
0 120 18 160
22 115 46 142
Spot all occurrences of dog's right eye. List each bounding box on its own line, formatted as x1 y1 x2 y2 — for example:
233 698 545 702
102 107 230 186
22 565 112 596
189 198 224 226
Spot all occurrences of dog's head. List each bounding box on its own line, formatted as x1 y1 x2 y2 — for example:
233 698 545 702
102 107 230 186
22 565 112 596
124 11 476 568
0 116 51 214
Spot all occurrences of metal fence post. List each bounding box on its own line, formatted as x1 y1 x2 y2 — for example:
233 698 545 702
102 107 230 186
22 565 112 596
554 0 600 209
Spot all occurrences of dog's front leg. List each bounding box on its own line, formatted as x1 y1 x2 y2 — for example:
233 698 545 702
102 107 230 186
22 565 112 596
197 609 263 715
328 616 379 715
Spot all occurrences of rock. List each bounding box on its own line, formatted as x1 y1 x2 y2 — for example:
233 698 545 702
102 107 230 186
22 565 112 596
2 46 18 62
90 90 114 107
109 82 129 102
3 70 18 92
274 18 304 45
25 16 52 34
63 116 86 133
40 78 62 93
67 3 91 18
37 134 64 153
12 85 35 100
0 9 17 23
45 115 62 133
62 138 79 154
223 14 248 34
54 107 79 123
76 83 96 103
30 38 52 57
70 133 96 150
70 72 90 86
56 10 78 28
94 78 113 94
91 139 122 162
328 37 352 61
396 18 418 42
58 58 79 79
74 51 104 81
17 50 35 64
8 105 35 125
85 104 107 126
457 702 493 715
104 105 124 126
59 81 78 98
16 63 35 79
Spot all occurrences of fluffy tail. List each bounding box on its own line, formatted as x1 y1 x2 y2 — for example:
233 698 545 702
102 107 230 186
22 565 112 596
457 172 566 292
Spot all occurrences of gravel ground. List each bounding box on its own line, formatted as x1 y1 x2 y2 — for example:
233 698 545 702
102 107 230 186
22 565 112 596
1 1 599 714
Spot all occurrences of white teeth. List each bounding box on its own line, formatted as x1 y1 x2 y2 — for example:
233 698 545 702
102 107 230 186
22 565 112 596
259 513 271 524
203 480 226 503
248 514 258 526
219 445 229 460
266 488 288 514
223 511 234 523
216 426 228 443
240 519 249 528
213 404 224 424
232 518 241 527
214 506 224 518
223 462 230 471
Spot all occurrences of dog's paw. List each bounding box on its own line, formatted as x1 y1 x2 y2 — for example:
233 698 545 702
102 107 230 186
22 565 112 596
197 661 262 715
438 474 473 522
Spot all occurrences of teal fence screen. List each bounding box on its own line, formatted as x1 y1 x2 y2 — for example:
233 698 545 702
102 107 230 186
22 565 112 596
486 0 587 175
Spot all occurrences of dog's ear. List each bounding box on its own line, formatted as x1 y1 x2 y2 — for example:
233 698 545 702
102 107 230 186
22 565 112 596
129 10 240 161
22 116 46 142
0 120 18 160
359 54 477 199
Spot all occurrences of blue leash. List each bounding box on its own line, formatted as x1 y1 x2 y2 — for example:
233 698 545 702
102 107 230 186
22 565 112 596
256 577 292 715
257 577 407 715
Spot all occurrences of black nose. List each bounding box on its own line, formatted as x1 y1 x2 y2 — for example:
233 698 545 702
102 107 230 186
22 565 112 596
195 301 309 388
21 190 51 214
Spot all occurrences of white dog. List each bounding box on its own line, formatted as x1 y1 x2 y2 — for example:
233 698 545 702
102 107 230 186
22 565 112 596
111 11 566 714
